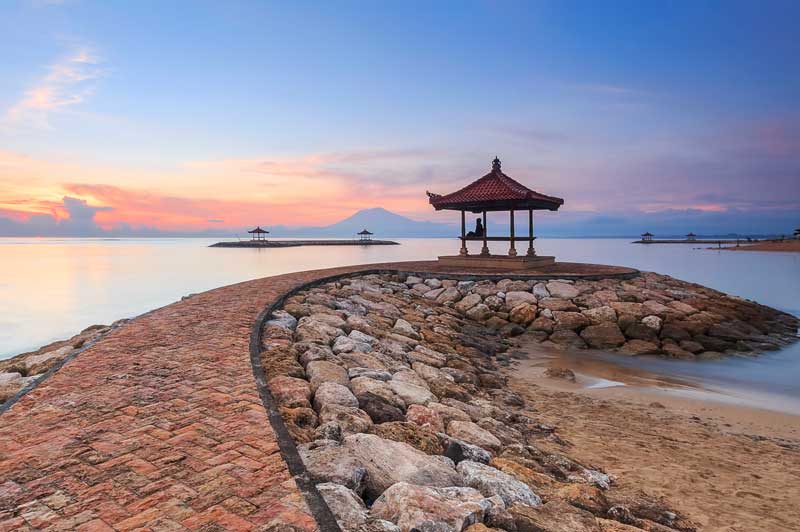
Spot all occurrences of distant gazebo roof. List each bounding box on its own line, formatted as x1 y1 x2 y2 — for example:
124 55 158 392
357 229 373 235
642 232 654 236
427 157 563 213
248 226 269 234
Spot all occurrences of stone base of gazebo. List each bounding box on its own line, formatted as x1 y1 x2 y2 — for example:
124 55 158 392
437 254 555 270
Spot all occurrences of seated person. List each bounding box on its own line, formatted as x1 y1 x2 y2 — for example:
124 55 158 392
466 218 484 237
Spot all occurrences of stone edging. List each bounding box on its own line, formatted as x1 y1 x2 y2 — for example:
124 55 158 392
0 320 130 417
247 266 641 532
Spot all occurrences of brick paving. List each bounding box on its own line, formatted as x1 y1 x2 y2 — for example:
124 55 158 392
0 260 636 531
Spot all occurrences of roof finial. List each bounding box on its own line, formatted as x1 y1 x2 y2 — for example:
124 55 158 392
492 156 501 171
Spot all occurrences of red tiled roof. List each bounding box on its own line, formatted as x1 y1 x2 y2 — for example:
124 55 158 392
427 158 564 212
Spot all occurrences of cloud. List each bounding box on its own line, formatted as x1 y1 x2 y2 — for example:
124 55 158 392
0 196 111 237
6 45 103 129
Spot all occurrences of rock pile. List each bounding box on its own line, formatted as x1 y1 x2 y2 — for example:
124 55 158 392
259 271 778 532
0 322 124 405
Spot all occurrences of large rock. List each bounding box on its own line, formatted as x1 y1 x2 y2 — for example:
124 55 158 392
437 287 463 304
528 317 554 333
389 380 437 407
409 346 448 368
351 377 405 410
457 461 541 507
441 435 493 465
317 483 368 530
582 306 617 325
618 340 659 356
429 402 473 425
372 422 443 455
548 330 587 349
314 382 359 411
306 360 350 392
580 323 626 349
509 304 537 326
466 304 493 322
455 294 482 314
641 315 662 331
295 317 345 345
447 421 502 452
545 281 579 299
509 500 598 532
552 312 589 331
371 482 494 532
333 335 373 355
319 404 374 434
298 440 368 494
610 302 646 320
358 392 406 423
406 404 445 433
268 376 312 409
538 298 578 312
505 292 537 310
342 434 463 499
23 345 72 375
393 318 421 340
532 283 550 299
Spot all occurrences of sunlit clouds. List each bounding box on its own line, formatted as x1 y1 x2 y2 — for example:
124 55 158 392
6 45 103 129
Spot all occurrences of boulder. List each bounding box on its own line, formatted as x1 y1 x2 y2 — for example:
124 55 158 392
624 323 658 341
23 345 71 375
393 319 421 340
268 376 312 409
393 369 430 389
505 292 537 310
457 461 541 507
641 315 662 331
317 483 368 530
424 288 446 300
483 296 504 311
545 282 579 299
441 435 493 465
509 304 537 326
642 301 671 317
509 500 598 532
532 283 550 299
466 304 493 322
267 310 298 330
333 335 373 355
389 379 437 407
413 362 455 384
610 302 646 320
548 330 587 349
425 278 443 289
406 404 446 433
437 287 463 304
314 382 359 411
372 421 443 455
371 482 494 532
410 346 448 368
582 306 617 325
552 312 589 331
659 324 691 343
306 360 350 392
358 392 406 423
580 323 626 349
528 317 554 333
298 440 368 494
429 402 473 425
349 368 392 381
342 434 463 499
447 421 502 452
295 317 345 345
319 404 374 434
618 340 659 356
455 294 483 314
668 300 698 315
661 343 695 360
538 298 578 312
351 377 406 410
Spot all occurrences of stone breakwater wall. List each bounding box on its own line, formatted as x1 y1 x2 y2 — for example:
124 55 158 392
0 321 127 409
255 271 789 532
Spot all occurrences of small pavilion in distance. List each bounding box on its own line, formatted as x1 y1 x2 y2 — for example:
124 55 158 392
641 232 654 242
427 157 563 269
248 226 269 242
686 232 697 241
357 229 373 242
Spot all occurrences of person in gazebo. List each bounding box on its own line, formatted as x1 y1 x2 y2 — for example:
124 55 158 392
466 218 484 237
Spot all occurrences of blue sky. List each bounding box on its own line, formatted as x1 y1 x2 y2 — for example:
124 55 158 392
0 0 798 236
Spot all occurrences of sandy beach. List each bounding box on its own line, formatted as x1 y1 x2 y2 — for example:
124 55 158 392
506 336 800 532
726 240 800 252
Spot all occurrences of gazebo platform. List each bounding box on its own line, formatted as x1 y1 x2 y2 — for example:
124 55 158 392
437 254 555 270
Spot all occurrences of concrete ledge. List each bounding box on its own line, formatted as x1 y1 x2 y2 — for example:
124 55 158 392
438 254 556 270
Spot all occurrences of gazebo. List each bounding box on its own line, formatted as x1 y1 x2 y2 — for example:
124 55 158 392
427 157 563 269
358 229 373 242
247 226 269 242
641 232 654 242
686 232 697 241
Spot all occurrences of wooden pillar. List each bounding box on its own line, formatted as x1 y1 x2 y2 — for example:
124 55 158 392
481 211 489 256
459 210 468 256
508 209 517 257
527 208 535 256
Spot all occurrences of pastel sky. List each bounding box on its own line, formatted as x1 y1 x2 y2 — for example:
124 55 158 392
1 0 798 236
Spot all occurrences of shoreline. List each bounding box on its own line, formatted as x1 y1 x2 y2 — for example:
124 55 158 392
723 239 800 252
2 261 799 531
210 239 400 248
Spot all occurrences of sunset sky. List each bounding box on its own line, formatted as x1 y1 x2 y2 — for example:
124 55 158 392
1 1 798 236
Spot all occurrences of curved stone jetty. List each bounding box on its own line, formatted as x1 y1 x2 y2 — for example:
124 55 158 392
1 260 794 531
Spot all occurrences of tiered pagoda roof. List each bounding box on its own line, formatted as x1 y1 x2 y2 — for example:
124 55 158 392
427 157 563 213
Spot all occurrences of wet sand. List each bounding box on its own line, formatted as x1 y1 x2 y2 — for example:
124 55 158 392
505 335 800 531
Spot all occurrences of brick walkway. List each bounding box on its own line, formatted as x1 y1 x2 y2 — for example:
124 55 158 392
0 261 637 531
